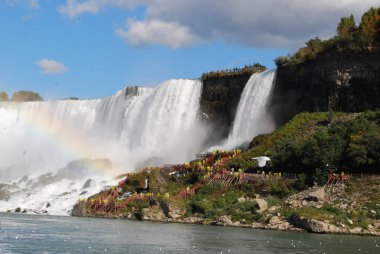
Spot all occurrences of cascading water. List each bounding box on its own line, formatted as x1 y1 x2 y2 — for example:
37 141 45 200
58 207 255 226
0 79 206 215
223 70 276 149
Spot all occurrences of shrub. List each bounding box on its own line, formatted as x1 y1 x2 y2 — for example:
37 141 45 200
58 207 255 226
201 63 267 81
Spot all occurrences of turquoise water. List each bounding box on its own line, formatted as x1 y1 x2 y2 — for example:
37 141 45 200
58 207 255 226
0 212 379 253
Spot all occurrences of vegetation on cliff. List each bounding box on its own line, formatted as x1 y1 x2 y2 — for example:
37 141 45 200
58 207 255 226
11 91 43 102
275 7 380 66
201 63 266 81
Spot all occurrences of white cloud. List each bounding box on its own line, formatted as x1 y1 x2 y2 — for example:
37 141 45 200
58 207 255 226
58 0 144 18
115 19 199 48
58 0 380 49
36 59 68 75
6 0 39 9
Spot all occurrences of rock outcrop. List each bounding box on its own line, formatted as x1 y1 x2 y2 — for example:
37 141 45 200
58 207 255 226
141 206 166 221
0 184 10 200
160 201 185 220
289 214 339 233
200 74 251 139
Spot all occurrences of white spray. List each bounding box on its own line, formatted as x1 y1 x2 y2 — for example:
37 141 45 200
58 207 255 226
0 79 207 215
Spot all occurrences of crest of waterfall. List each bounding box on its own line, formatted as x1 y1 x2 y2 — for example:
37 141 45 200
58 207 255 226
224 70 276 149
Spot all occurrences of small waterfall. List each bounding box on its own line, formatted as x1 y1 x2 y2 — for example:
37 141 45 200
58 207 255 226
224 70 276 149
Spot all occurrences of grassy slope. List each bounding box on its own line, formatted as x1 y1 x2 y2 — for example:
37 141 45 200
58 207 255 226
76 111 380 232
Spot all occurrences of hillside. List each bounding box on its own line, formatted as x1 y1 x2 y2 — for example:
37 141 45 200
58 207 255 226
71 111 380 236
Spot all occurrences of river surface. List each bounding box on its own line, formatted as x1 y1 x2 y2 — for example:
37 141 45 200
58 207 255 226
0 212 379 254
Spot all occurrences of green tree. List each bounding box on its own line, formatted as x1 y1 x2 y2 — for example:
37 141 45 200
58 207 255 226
0 91 9 101
359 7 380 43
346 118 380 172
337 14 356 37
11 91 43 102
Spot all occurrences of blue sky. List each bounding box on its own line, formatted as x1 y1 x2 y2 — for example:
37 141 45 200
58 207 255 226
0 0 378 99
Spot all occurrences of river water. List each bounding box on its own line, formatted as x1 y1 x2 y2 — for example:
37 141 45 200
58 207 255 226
0 213 378 254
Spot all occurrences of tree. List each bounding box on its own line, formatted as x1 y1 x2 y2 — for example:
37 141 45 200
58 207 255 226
11 91 43 102
337 14 356 37
0 91 9 101
359 7 380 43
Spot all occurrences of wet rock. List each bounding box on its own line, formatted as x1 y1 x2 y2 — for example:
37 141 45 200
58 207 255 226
82 179 93 189
254 198 268 213
15 207 21 213
71 202 87 216
18 175 28 185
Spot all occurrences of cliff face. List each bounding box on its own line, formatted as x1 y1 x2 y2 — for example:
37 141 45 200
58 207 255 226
270 49 380 124
200 74 251 138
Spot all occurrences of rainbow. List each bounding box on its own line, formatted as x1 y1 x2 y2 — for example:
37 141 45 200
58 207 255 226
0 101 112 175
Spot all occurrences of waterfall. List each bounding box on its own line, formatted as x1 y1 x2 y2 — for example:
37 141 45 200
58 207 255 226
0 79 205 215
224 70 276 149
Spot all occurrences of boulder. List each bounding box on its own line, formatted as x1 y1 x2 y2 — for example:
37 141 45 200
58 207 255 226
237 197 246 203
160 201 185 220
289 214 339 233
269 216 281 225
216 215 233 226
141 206 166 221
254 198 268 213
305 188 325 202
